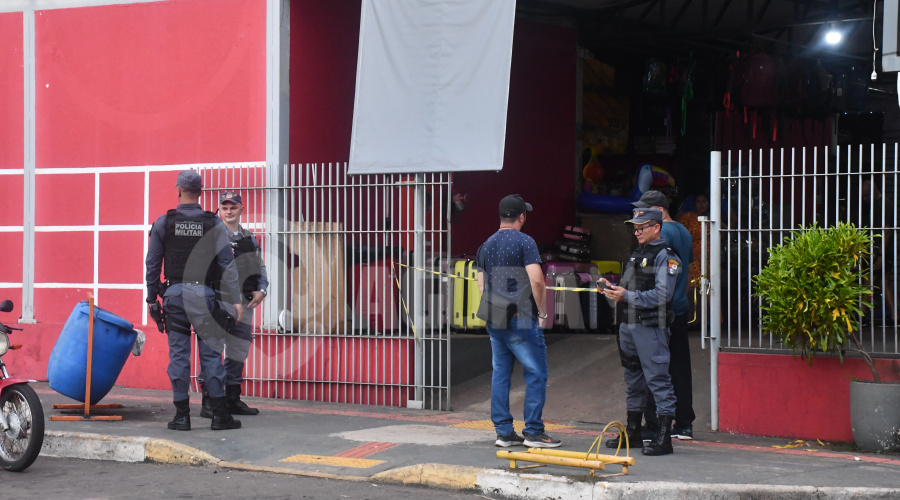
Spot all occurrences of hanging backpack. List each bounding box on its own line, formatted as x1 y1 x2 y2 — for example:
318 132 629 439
739 52 782 107
642 58 669 99
782 58 805 112
845 66 869 112
833 65 868 112
736 51 783 141
800 60 832 118
639 58 671 136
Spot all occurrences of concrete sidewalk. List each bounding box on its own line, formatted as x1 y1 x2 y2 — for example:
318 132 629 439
34 382 900 499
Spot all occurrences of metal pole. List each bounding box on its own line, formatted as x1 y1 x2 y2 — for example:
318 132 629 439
410 173 426 408
264 0 290 329
700 215 708 350
21 10 35 323
709 151 722 431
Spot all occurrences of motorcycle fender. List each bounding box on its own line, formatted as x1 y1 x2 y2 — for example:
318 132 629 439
0 378 31 392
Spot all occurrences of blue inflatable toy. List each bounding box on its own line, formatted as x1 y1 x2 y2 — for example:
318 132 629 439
577 164 673 214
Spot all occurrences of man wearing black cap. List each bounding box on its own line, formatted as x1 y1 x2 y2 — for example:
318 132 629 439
145 170 245 431
632 190 696 441
476 194 560 449
597 208 680 456
197 191 268 419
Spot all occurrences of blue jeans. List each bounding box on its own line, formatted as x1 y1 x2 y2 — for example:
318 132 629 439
488 316 548 437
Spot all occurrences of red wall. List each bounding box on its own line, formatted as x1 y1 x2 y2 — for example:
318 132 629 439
0 12 24 286
451 19 577 254
719 352 900 441
0 12 23 171
2 0 266 388
35 0 266 168
289 4 577 255
289 0 361 164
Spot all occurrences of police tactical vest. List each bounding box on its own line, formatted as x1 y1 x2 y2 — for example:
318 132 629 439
620 243 674 325
163 209 221 285
231 228 263 296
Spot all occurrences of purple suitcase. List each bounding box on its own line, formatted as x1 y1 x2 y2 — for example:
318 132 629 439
563 225 592 242
543 261 575 274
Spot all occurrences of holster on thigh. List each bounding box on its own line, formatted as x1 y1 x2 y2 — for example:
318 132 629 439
617 331 642 370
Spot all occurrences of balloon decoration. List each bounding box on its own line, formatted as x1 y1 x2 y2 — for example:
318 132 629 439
581 148 605 193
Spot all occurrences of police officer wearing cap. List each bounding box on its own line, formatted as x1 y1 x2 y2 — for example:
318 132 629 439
145 170 245 431
597 208 680 456
198 190 268 418
632 190 695 442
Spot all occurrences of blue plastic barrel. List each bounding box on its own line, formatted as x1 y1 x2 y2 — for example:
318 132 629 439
47 301 137 404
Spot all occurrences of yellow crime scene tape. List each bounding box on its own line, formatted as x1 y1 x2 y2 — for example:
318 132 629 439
391 262 602 292
389 261 605 342
389 263 707 337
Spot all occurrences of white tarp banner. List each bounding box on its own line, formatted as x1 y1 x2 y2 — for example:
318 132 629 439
348 0 516 174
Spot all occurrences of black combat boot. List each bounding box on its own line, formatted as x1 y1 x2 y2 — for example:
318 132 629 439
642 411 660 443
167 399 191 431
642 415 674 456
226 384 259 415
210 396 242 430
199 382 213 419
605 411 643 448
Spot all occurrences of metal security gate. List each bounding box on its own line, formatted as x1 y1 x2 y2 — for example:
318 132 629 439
704 145 900 428
197 163 453 410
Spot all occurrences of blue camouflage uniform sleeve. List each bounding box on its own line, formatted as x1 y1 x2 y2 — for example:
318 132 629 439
145 214 167 300
658 248 681 304
251 233 269 291
213 219 242 303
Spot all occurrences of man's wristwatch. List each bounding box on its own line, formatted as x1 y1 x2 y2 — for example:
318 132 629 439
259 289 267 297
538 312 548 319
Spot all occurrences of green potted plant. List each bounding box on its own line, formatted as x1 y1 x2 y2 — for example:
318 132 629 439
753 222 900 452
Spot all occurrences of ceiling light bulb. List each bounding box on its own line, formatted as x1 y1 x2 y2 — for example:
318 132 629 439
826 24 842 45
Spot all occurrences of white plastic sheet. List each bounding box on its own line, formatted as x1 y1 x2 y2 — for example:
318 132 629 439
349 0 516 174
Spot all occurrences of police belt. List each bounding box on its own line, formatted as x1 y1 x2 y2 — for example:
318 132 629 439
167 279 215 287
622 310 673 327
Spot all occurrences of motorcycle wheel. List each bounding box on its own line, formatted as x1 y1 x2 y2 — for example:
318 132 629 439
0 384 45 472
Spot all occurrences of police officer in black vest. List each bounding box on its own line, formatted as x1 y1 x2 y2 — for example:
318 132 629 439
198 190 268 418
145 170 245 431
598 208 680 456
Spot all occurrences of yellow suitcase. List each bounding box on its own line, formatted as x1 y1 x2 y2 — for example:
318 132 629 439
592 260 621 275
452 259 485 329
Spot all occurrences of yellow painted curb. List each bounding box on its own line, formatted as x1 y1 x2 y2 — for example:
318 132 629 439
144 438 220 466
370 463 482 491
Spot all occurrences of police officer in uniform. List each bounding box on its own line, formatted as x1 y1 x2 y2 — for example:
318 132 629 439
598 208 680 456
199 191 268 418
145 170 245 431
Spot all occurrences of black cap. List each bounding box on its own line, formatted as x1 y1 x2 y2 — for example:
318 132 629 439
626 208 663 226
220 190 242 205
631 190 669 210
499 194 533 217
175 170 202 191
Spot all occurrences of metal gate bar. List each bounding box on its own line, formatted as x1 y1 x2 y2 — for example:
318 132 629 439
195 163 452 410
715 145 900 354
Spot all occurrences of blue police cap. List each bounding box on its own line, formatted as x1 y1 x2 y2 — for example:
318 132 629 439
175 170 202 191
